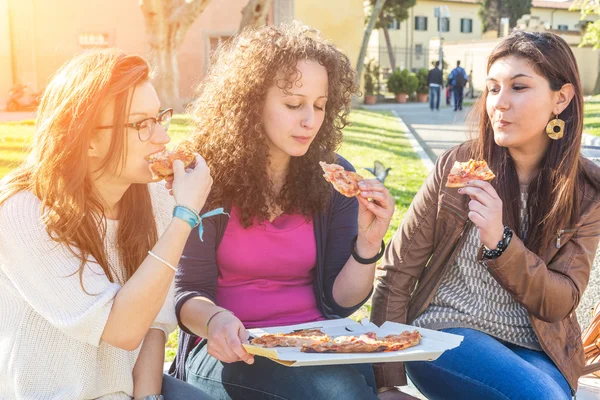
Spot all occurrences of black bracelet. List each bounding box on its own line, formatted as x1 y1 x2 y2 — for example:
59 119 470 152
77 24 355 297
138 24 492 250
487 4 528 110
482 226 513 260
351 235 386 264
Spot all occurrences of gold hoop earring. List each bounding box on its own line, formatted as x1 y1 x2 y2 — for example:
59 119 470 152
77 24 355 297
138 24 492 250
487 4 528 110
546 114 565 140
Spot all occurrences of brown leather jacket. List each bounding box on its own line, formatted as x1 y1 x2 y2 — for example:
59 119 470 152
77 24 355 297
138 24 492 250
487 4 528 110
371 143 600 393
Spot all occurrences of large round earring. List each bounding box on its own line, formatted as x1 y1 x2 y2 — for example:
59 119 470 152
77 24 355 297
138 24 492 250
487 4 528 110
546 114 565 140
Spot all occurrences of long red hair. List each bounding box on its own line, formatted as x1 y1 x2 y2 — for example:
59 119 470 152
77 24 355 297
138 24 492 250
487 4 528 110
0 49 158 287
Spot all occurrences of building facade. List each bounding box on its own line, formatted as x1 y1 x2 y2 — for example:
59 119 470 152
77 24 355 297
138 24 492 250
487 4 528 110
368 0 594 72
0 0 363 109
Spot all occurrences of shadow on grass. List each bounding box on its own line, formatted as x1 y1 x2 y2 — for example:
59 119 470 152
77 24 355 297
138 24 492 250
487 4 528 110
343 137 420 160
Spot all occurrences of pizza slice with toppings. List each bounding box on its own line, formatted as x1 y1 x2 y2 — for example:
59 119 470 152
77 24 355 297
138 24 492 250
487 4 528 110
445 159 496 188
319 161 364 197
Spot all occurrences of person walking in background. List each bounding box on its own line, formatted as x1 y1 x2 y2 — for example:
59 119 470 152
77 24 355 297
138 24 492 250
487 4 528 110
448 60 468 111
427 61 443 111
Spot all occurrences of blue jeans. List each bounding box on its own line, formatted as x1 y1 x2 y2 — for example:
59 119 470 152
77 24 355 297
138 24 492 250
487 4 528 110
453 86 464 110
162 374 214 399
429 86 440 110
406 328 571 400
184 339 377 400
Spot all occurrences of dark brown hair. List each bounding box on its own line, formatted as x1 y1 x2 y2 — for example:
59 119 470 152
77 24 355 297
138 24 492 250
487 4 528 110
0 49 158 287
189 22 359 227
470 30 599 254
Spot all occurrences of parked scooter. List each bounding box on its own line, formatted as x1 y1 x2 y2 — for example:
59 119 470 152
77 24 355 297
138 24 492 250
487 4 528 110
6 84 41 111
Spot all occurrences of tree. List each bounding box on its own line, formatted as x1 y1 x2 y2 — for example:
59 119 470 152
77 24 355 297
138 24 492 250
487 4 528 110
368 0 416 71
140 0 212 109
356 0 387 87
239 0 273 31
479 0 532 34
571 0 600 93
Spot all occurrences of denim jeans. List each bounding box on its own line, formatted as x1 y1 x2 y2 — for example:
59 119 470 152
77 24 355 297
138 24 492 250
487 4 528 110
406 328 571 400
429 86 440 110
184 339 378 400
162 374 214 400
453 86 464 110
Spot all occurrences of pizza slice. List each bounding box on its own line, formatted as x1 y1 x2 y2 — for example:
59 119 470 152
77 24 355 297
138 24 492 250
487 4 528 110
250 328 330 348
146 143 196 180
319 161 364 197
301 330 422 353
445 159 496 188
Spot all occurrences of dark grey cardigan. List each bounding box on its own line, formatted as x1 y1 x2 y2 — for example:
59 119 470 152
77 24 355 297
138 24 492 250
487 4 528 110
170 155 372 379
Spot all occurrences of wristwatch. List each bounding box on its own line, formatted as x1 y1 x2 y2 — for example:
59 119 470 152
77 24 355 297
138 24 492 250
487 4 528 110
134 396 164 400
482 226 513 260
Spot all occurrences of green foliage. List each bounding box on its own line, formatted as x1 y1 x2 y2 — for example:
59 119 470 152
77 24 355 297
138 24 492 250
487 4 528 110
572 1 600 49
479 0 532 33
387 69 418 95
367 0 417 29
416 68 429 94
363 58 381 96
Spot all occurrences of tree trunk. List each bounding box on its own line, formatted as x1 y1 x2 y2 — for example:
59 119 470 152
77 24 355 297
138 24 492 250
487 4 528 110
356 0 387 85
382 23 396 71
140 0 212 109
239 0 273 31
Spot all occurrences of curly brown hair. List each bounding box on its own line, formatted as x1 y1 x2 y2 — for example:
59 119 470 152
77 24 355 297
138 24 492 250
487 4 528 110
189 22 359 227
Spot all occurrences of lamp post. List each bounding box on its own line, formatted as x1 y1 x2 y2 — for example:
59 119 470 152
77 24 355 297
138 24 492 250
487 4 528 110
434 5 450 77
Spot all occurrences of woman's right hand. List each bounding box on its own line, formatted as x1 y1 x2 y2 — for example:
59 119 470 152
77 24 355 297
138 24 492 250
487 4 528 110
206 311 255 364
169 154 213 213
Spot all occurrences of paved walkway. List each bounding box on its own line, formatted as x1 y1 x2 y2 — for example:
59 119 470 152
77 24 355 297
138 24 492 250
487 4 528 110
365 102 600 161
364 102 600 399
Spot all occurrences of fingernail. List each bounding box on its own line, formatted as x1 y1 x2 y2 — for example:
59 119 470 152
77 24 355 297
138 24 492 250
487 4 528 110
457 189 462 193
466 181 471 185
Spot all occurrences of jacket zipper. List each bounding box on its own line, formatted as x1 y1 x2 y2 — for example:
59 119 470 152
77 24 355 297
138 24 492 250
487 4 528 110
409 214 472 321
555 228 576 249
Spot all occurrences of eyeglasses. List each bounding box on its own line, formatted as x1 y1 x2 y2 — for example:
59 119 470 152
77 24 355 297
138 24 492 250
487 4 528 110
95 108 173 142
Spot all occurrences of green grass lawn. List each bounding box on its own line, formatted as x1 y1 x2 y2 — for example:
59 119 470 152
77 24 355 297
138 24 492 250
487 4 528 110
585 102 600 137
0 109 427 362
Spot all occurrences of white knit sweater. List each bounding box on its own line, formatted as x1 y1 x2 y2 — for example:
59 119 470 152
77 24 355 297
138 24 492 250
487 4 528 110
0 183 177 399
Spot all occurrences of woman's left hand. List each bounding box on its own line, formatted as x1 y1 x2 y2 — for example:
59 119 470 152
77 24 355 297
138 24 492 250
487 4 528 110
356 179 395 255
458 180 504 249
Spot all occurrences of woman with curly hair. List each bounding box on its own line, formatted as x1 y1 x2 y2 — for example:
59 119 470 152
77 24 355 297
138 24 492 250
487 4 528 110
169 23 395 399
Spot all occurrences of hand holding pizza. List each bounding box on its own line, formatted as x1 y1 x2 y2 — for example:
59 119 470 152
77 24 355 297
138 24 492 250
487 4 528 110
356 179 395 254
206 310 255 365
166 154 213 213
458 180 504 249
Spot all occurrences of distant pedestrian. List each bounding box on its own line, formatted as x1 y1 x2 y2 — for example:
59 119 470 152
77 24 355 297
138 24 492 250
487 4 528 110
448 60 468 111
427 61 443 111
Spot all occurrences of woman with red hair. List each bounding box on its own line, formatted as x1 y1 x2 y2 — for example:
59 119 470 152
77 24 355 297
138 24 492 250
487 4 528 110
0 49 214 399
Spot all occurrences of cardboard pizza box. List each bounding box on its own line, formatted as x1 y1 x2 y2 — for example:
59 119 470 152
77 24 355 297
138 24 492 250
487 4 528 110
242 318 463 367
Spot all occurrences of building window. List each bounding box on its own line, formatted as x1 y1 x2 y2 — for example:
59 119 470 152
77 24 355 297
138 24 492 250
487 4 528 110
415 16 428 31
438 17 450 32
461 18 473 33
415 44 424 60
79 33 109 48
388 18 401 30
557 24 569 31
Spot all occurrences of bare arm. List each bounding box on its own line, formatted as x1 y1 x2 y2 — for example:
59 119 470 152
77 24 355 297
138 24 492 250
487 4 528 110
132 328 165 398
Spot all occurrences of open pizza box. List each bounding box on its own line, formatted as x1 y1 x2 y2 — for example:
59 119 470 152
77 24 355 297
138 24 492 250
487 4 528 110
242 318 463 367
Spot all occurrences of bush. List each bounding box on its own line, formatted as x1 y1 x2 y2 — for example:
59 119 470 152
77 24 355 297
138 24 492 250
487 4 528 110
363 58 380 96
416 68 429 95
387 69 418 96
